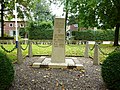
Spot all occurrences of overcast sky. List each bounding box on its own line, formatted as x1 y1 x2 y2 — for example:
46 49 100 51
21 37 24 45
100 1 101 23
50 3 65 18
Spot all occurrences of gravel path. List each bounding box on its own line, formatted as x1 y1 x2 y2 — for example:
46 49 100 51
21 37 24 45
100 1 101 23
9 57 107 90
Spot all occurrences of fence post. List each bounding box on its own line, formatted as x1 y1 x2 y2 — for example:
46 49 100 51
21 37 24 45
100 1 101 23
10 40 13 45
17 41 23 64
28 40 33 57
84 41 89 58
93 43 99 65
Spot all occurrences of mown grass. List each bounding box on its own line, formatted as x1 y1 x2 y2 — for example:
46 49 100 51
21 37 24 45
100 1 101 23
89 44 116 62
0 44 116 63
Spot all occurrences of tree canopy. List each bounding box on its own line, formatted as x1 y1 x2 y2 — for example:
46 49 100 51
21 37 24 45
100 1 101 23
55 0 120 46
2 0 120 45
3 0 41 20
32 0 53 21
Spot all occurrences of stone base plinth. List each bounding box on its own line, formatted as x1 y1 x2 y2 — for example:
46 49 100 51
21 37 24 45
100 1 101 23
49 63 67 69
32 57 84 70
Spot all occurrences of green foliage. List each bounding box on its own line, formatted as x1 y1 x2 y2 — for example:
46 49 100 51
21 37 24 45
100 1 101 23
0 51 14 90
19 28 26 38
68 15 77 25
66 0 97 28
97 0 120 28
4 0 41 20
72 29 114 41
65 0 120 28
53 0 120 45
101 51 120 90
33 0 53 22
28 21 53 40
4 33 9 37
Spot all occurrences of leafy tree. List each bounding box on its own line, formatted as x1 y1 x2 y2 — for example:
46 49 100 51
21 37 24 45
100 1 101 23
67 0 98 29
3 0 41 20
59 0 120 46
97 0 120 46
68 15 78 25
33 0 53 22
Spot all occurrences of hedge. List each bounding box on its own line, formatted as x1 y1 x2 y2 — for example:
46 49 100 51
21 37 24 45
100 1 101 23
27 21 53 40
29 29 53 40
26 21 116 41
72 29 115 41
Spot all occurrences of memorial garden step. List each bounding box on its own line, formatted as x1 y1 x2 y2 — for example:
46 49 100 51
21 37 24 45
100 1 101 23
32 57 84 70
33 56 46 63
32 56 46 68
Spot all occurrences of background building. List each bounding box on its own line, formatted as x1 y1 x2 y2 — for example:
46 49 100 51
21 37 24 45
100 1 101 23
4 19 25 37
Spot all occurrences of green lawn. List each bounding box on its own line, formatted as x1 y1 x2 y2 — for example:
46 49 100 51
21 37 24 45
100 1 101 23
89 44 115 62
0 44 116 63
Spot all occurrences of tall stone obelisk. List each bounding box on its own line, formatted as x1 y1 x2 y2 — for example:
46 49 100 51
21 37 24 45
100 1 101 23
51 18 65 63
32 17 84 70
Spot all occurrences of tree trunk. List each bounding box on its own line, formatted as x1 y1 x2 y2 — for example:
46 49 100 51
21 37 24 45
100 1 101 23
113 23 120 46
1 0 4 38
25 33 28 38
65 0 69 32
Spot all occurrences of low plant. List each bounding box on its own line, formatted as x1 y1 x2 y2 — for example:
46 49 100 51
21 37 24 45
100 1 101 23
0 51 14 90
101 51 120 90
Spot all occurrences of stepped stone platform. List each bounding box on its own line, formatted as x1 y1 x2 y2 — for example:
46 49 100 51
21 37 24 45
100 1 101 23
32 18 84 70
32 56 84 70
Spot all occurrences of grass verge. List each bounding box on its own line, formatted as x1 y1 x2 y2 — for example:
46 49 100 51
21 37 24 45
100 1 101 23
0 44 116 63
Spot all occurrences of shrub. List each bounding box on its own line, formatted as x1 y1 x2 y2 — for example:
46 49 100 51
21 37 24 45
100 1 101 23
28 21 53 40
0 51 14 90
19 28 27 38
101 51 120 90
72 29 114 41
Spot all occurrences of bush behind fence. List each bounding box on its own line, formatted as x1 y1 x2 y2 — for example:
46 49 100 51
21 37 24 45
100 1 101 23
29 29 115 41
72 29 115 41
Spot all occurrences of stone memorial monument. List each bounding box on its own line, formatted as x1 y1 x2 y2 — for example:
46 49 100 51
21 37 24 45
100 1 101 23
32 17 83 70
51 18 65 63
